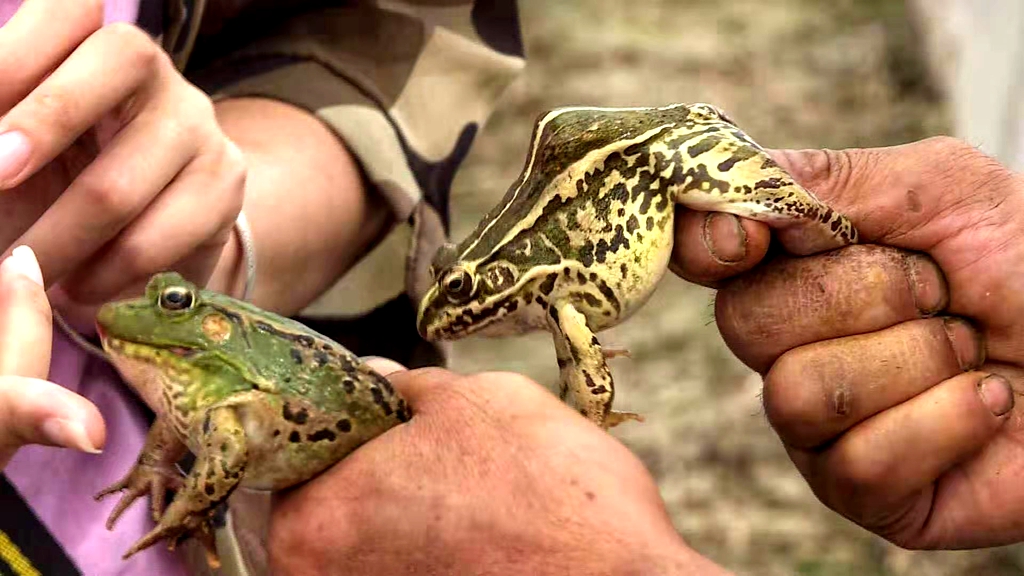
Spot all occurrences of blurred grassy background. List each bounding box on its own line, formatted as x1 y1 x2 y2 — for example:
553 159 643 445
441 1 1024 574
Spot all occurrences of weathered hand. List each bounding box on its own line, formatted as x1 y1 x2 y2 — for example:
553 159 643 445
0 0 245 323
672 136 1024 549
0 246 104 470
269 364 730 576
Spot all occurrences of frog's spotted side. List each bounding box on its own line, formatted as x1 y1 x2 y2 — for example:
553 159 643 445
417 103 858 429
94 273 409 565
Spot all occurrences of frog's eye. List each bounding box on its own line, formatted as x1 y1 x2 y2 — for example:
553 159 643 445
440 267 475 303
159 286 195 311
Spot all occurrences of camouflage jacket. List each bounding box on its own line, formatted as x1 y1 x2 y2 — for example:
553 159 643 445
162 1 525 574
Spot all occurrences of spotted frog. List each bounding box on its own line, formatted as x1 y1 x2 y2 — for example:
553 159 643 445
94 272 409 564
417 103 858 429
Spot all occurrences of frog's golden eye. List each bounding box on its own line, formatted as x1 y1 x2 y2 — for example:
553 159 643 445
159 286 194 311
440 267 475 303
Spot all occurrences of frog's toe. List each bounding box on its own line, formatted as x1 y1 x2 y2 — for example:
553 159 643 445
96 464 184 528
601 347 632 360
602 410 644 429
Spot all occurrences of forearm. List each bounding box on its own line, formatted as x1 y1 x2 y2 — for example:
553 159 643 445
207 96 393 315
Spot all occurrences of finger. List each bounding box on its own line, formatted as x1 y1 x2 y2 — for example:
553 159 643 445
0 23 167 188
791 371 1012 526
764 317 984 450
14 76 211 290
56 138 244 304
669 208 771 287
0 246 51 377
716 245 949 372
361 357 409 377
382 367 458 413
0 376 105 468
768 141 1024 359
0 0 102 110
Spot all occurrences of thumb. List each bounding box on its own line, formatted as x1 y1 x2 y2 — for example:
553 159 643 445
0 376 106 469
769 136 1023 250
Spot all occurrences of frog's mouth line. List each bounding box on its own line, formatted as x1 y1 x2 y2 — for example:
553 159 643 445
425 294 520 341
95 328 199 360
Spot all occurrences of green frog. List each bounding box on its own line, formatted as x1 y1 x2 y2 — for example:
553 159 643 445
93 272 410 565
417 103 858 429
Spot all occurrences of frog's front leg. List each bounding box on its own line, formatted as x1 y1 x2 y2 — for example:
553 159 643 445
122 405 247 564
95 416 187 527
549 301 643 429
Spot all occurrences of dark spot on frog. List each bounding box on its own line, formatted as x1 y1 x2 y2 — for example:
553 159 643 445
336 419 352 433
539 273 557 296
313 350 329 367
202 414 211 435
290 348 303 365
906 188 922 212
288 431 301 443
282 403 309 425
548 306 558 321
370 387 394 416
204 484 215 497
557 356 569 369
307 429 337 442
620 263 628 278
626 214 639 234
595 239 609 263
535 296 547 309
579 241 595 267
342 379 356 394
581 293 602 309
591 385 609 395
576 271 587 284
584 372 597 388
273 430 281 437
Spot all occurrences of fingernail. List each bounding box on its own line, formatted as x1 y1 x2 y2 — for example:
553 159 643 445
360 355 408 377
41 418 103 454
702 213 747 264
978 374 1014 417
906 253 948 316
0 131 30 185
942 317 985 371
1 245 44 286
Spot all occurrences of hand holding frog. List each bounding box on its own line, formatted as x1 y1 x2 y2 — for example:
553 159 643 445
0 246 104 470
269 364 730 576
673 136 1024 549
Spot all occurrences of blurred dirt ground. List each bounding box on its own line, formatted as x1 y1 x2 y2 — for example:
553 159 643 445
440 1 1024 574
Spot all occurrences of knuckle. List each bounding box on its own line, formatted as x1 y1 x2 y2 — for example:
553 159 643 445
27 89 79 136
112 238 155 280
99 23 161 72
824 435 894 499
762 350 831 446
75 170 138 216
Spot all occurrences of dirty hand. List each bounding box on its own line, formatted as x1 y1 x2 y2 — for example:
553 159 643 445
0 0 245 322
672 136 1024 549
0 246 104 470
269 363 729 576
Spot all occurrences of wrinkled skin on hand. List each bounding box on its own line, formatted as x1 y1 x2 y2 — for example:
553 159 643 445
673 136 1024 549
269 366 730 576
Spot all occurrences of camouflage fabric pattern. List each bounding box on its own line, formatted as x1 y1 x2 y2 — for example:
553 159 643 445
152 2 526 574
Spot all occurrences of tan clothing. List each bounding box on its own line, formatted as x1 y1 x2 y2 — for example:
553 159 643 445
158 1 525 573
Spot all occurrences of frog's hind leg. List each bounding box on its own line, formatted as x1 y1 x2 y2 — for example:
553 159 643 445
666 124 858 254
96 416 188 527
549 301 643 429
122 405 247 566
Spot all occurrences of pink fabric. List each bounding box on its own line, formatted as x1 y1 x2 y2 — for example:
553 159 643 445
0 0 140 25
1 3 187 574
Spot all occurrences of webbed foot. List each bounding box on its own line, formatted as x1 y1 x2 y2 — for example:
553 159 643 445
95 461 184 528
123 511 220 568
